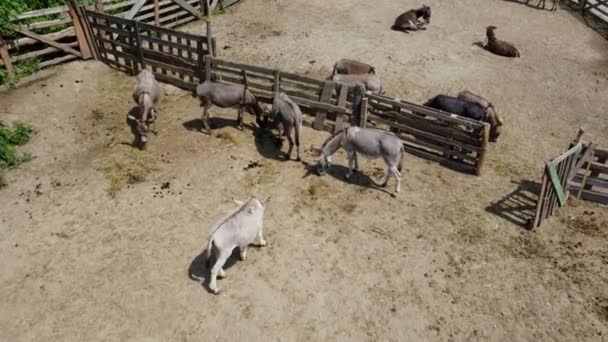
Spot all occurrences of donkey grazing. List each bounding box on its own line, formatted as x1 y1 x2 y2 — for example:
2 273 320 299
271 92 303 161
331 73 382 94
205 197 268 294
317 127 405 194
484 26 520 58
457 90 504 142
195 81 267 132
392 5 431 32
332 59 376 76
129 70 162 147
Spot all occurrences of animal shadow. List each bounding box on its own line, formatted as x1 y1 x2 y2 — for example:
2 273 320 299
253 127 292 162
182 117 257 132
485 179 542 230
126 106 144 149
301 161 394 196
187 248 242 294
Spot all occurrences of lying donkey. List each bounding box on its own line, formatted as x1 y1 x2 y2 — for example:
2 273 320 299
271 92 302 161
205 197 269 294
129 70 162 147
317 127 405 195
331 73 382 94
195 81 267 132
332 59 375 76
392 5 431 32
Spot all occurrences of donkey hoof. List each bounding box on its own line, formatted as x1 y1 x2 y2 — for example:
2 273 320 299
259 240 267 247
212 288 221 295
218 270 227 279
345 173 353 179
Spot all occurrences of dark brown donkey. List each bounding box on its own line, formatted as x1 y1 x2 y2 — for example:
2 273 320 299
391 5 431 32
484 26 520 58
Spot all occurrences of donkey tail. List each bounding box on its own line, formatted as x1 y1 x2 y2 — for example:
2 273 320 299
206 236 214 267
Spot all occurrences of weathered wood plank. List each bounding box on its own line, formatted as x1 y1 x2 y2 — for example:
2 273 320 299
12 41 79 62
15 28 82 58
171 0 202 18
14 6 68 20
334 84 348 133
125 0 148 20
0 39 15 77
568 187 608 204
313 81 334 130
67 0 92 59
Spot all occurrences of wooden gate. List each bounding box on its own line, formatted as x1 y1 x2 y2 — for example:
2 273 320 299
82 9 215 91
531 140 595 229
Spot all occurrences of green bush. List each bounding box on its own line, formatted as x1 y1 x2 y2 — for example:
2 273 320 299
0 121 33 181
0 57 39 87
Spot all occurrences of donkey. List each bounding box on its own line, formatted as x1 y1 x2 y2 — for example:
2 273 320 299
457 90 504 142
129 70 162 147
392 5 431 32
205 197 269 294
332 59 376 76
484 26 520 58
271 92 303 161
195 81 267 132
316 127 405 194
331 73 383 94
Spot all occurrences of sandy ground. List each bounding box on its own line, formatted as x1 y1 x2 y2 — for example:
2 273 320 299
1 0 608 340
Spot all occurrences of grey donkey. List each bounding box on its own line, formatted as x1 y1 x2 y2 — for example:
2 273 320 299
129 70 162 147
195 81 267 132
271 92 303 161
316 127 405 195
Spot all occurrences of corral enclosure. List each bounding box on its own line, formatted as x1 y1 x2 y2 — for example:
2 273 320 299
1 0 608 341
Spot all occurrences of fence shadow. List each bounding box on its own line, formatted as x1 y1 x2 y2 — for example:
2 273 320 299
486 180 541 230
561 0 608 39
502 0 558 11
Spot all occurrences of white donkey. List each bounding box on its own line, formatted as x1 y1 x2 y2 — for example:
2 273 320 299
130 70 162 146
205 197 269 294
316 127 405 194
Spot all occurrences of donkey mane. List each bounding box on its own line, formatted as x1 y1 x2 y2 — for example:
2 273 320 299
209 197 255 236
321 128 348 149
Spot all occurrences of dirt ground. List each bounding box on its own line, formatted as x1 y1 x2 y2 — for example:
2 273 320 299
1 0 608 340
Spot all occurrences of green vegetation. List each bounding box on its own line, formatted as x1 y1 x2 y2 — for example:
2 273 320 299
0 57 40 87
0 120 33 188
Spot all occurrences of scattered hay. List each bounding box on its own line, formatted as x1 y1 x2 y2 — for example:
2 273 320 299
215 130 239 145
561 215 607 237
101 146 155 196
243 159 276 189
306 178 329 201
508 234 550 259
452 224 486 245
340 202 357 213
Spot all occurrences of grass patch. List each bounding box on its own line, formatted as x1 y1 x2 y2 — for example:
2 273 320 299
0 58 40 88
306 178 329 201
101 145 155 196
0 120 33 188
215 130 239 145
243 159 275 189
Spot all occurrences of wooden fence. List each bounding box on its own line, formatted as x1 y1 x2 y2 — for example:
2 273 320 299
205 57 354 132
83 9 215 90
531 140 595 229
360 93 490 175
570 146 608 204
0 0 235 78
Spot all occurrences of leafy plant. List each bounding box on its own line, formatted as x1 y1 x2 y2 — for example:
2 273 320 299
0 120 33 173
0 57 39 87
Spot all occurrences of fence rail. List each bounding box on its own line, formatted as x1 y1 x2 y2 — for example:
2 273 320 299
361 93 490 175
570 146 608 204
0 0 235 78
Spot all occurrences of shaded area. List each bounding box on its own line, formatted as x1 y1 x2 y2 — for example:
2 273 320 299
301 160 394 196
561 0 608 39
486 180 542 230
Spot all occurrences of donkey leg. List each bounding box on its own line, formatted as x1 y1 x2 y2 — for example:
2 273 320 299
237 106 244 130
209 249 231 294
239 246 248 261
354 152 359 171
346 152 355 179
285 125 294 160
202 103 212 132
390 165 402 194
256 228 267 247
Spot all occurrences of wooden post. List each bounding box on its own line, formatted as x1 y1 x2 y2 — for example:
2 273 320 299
134 21 144 72
0 39 15 78
273 70 280 93
475 123 490 176
154 0 160 25
67 0 92 59
359 98 368 128
76 5 99 60
205 55 211 82
211 37 217 57
313 81 334 131
206 21 213 57
333 84 348 133
205 0 210 17
197 38 205 82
